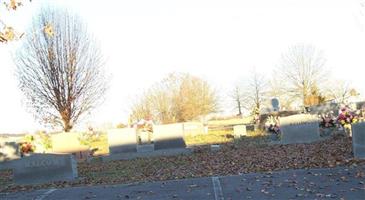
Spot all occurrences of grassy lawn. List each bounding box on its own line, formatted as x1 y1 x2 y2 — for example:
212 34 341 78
207 117 252 126
91 128 265 152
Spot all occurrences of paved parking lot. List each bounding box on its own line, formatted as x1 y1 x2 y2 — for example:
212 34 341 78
1 165 364 200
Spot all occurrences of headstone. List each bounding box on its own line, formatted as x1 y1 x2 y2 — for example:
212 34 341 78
246 124 255 132
51 132 88 153
12 153 77 185
351 122 365 159
233 125 247 139
107 128 137 154
280 114 320 144
0 142 20 162
182 122 205 136
204 126 209 134
210 144 220 151
271 98 280 111
153 123 186 150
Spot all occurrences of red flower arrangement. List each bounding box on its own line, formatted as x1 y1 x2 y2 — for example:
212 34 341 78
20 142 35 155
337 107 358 126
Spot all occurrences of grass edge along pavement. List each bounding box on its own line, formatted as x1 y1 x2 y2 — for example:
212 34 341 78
1 134 365 193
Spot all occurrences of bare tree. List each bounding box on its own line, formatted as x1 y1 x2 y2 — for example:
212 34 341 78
242 70 267 117
325 80 353 104
268 76 296 110
278 44 327 107
15 7 107 132
230 85 244 116
0 0 35 43
129 93 153 123
130 72 218 124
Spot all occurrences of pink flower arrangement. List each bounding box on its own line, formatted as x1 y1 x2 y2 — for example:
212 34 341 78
337 107 358 126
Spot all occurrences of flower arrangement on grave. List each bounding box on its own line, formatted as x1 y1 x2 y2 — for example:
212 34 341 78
320 113 336 128
78 127 101 147
265 115 280 135
337 107 358 126
337 106 359 136
136 118 153 133
20 142 35 154
20 135 36 156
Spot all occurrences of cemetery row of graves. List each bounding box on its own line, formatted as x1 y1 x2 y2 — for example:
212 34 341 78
0 101 365 192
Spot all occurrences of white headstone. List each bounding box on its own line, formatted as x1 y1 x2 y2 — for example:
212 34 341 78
153 123 186 150
233 125 247 139
107 128 137 154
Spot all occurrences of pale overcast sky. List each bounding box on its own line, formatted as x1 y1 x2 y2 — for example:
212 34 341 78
0 0 364 133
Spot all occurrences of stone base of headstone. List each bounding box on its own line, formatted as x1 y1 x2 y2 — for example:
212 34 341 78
137 131 152 145
137 144 154 153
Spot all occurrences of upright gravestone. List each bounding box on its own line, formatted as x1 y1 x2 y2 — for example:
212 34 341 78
280 114 320 144
153 123 186 150
246 124 256 132
233 125 247 139
351 122 365 159
183 122 205 136
271 98 280 112
51 132 89 153
107 128 137 154
12 153 77 184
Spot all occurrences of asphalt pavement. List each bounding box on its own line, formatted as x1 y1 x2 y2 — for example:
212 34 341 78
1 165 364 200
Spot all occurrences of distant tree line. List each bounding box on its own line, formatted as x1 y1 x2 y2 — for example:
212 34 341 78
231 44 358 118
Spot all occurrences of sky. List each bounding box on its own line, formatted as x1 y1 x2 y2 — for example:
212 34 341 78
0 0 364 133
